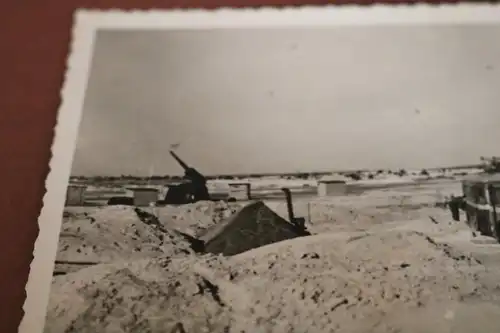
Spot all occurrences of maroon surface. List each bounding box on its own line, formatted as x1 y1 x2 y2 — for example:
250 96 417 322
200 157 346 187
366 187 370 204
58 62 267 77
0 1 472 332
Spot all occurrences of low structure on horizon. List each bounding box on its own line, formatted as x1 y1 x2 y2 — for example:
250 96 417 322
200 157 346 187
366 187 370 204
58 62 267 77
65 184 87 206
228 182 252 201
317 176 348 197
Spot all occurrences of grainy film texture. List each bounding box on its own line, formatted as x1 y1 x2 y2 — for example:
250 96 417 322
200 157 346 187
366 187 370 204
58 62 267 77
44 20 500 333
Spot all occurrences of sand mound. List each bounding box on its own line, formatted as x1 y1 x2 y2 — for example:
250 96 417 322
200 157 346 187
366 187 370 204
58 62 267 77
62 208 100 221
46 227 500 333
45 255 255 333
155 201 245 237
57 205 193 263
309 205 423 230
271 199 446 234
214 229 494 333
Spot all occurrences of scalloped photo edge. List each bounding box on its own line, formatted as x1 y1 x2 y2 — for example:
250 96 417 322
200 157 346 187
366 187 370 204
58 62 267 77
20 4 500 333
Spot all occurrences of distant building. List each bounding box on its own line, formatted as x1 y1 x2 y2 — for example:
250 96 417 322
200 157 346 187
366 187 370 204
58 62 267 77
228 182 252 201
65 184 87 206
130 187 159 206
317 177 347 197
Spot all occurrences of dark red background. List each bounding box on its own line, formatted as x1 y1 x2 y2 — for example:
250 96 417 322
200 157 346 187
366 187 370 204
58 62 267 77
0 1 479 332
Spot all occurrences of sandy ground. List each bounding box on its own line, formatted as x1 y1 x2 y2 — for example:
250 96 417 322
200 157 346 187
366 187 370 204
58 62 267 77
45 177 500 333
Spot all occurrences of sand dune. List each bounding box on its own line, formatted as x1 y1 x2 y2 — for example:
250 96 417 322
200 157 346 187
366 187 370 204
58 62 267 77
45 178 500 333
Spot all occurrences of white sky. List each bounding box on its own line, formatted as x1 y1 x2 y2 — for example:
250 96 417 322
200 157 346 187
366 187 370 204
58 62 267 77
71 25 500 176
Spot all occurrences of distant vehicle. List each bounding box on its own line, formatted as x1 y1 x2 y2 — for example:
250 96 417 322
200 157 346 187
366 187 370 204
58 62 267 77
452 174 500 242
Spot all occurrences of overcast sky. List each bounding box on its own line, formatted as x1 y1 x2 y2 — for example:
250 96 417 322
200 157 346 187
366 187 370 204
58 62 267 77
71 25 500 176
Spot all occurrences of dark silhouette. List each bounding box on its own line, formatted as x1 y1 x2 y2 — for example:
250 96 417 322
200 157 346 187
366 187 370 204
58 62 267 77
346 172 362 181
281 187 309 235
169 150 210 202
448 195 462 221
107 196 134 206
107 151 211 206
481 156 500 174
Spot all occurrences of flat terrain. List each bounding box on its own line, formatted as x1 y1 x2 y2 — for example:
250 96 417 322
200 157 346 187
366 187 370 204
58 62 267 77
44 175 500 333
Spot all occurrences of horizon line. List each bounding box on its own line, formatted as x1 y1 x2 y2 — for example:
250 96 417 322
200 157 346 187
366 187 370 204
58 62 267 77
70 162 484 179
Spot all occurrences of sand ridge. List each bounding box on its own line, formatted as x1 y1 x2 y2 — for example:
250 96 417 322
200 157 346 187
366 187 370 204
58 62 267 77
46 224 500 333
57 205 194 263
46 181 500 333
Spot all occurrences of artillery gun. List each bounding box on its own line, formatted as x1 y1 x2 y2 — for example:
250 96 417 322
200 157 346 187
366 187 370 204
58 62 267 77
107 150 211 206
158 151 211 205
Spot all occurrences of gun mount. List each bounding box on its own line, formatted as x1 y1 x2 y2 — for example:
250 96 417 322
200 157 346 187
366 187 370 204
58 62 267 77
107 151 213 207
169 150 210 202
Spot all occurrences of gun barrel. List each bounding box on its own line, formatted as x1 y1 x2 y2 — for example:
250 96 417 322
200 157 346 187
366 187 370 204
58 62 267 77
169 150 189 170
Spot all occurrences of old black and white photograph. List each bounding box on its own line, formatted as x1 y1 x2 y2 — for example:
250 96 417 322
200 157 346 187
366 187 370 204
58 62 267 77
21 6 500 333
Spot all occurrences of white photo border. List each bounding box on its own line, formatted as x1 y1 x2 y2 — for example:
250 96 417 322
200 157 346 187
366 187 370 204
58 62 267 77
20 4 500 333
